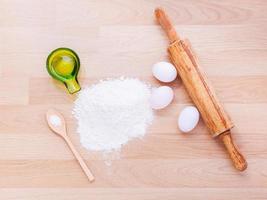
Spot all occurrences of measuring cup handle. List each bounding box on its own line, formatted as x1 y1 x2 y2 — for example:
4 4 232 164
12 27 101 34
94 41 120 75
65 78 81 94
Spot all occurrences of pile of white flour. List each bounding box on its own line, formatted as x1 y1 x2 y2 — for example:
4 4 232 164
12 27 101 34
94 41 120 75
73 77 153 152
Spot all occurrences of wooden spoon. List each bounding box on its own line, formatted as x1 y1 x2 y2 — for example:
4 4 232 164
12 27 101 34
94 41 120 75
46 109 95 182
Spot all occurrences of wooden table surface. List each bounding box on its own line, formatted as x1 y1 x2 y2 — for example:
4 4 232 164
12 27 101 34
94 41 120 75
1 0 267 199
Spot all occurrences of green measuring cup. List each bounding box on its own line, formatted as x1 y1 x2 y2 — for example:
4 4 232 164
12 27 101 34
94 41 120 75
46 47 81 94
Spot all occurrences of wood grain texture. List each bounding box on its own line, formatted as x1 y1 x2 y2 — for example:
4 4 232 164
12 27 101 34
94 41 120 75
1 188 267 200
0 0 267 199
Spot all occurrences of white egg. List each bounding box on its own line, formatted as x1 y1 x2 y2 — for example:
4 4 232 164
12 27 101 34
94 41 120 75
152 61 177 83
150 86 174 110
178 106 200 132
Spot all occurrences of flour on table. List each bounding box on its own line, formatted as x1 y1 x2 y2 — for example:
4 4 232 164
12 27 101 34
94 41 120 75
73 77 153 152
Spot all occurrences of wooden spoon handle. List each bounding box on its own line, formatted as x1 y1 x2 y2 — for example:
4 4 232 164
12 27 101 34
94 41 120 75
155 7 180 43
64 137 95 182
219 131 247 171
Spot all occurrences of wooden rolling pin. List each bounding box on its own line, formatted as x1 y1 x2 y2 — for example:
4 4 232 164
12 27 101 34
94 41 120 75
155 8 247 171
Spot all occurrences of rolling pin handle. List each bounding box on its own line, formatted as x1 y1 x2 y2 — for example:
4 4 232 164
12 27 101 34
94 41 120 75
155 7 180 43
219 130 247 171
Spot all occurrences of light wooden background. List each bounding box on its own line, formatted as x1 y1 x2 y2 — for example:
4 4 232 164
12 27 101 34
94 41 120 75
0 0 267 199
